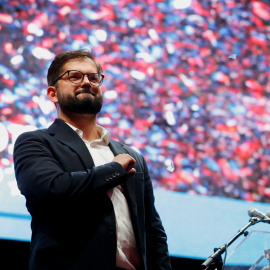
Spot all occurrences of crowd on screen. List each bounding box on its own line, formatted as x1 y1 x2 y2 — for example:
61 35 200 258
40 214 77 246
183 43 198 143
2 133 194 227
0 0 270 202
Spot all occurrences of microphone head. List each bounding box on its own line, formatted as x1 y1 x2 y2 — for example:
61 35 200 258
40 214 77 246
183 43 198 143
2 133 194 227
248 208 269 221
248 208 256 217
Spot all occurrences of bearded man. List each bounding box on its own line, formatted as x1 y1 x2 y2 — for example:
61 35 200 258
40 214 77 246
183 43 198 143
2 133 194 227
13 49 172 270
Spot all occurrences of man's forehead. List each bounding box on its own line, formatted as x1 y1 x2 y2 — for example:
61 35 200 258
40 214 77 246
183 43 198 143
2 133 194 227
63 57 97 71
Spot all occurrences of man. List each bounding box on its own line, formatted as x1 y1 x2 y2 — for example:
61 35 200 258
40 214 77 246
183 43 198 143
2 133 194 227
14 49 172 270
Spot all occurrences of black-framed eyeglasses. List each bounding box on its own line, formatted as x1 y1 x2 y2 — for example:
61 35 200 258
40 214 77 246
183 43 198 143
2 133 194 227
53 70 105 87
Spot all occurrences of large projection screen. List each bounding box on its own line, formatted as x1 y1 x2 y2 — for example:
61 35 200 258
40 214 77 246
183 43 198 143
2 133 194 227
0 0 270 262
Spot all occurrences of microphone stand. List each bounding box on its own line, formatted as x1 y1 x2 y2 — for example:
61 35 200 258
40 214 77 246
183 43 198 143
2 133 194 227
201 217 262 270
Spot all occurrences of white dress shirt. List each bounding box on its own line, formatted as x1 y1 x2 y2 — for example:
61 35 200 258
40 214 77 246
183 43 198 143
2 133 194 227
65 122 140 270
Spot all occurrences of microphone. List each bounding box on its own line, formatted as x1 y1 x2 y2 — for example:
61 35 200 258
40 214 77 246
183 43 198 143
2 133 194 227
248 208 270 222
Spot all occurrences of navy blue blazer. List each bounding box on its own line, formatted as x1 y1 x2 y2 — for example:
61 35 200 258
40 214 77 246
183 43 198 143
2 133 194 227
14 119 171 270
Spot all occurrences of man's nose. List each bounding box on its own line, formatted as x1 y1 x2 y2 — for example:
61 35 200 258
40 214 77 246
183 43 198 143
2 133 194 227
81 74 91 85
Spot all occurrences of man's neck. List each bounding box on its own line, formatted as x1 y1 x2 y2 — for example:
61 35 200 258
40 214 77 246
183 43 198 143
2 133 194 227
58 111 100 141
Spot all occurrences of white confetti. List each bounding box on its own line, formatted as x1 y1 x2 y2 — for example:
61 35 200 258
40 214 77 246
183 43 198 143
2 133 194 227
167 160 175 172
0 123 9 152
94 29 107 42
228 54 237 59
32 47 54 60
8 180 22 197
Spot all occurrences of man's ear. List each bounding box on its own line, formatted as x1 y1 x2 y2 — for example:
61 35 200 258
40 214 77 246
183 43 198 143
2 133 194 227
47 86 58 105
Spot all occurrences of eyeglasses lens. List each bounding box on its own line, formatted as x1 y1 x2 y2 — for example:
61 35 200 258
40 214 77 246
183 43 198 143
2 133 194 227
68 71 102 86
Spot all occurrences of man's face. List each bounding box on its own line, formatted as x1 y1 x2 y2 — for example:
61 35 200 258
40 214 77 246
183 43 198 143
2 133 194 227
55 57 103 115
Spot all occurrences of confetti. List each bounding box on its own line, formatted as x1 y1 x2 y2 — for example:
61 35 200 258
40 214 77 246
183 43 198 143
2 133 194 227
8 180 22 197
228 54 237 59
167 160 175 172
0 0 269 213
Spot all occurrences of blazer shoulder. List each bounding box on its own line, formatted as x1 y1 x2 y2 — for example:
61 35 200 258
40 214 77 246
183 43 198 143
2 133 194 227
15 128 49 144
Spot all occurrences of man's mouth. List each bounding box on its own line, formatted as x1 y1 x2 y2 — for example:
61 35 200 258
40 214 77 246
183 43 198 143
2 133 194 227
76 89 96 96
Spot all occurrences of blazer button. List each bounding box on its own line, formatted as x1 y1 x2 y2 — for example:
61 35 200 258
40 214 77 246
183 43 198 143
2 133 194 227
115 172 120 176
105 176 110 182
109 228 114 235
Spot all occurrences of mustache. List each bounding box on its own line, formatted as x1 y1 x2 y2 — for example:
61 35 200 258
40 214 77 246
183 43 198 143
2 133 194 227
75 88 97 96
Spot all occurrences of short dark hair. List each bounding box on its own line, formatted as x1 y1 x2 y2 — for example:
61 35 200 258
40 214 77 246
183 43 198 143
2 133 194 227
47 48 102 86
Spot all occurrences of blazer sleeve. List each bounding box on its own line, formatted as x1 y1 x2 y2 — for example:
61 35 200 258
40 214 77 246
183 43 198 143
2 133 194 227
13 131 127 205
142 157 172 270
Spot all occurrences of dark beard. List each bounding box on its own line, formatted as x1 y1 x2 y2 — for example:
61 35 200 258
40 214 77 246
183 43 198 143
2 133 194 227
57 89 103 115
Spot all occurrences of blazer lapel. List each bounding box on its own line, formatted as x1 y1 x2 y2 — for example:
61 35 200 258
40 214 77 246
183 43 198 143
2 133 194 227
108 140 126 156
48 119 94 169
109 140 138 211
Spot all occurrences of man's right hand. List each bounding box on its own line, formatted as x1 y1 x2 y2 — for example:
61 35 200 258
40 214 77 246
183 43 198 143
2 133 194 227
113 154 136 175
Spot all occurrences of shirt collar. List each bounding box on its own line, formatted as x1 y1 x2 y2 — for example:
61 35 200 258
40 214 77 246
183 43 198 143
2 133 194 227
64 121 111 146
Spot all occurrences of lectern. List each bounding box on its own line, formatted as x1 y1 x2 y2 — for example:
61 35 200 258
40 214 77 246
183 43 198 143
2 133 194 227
224 230 270 270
